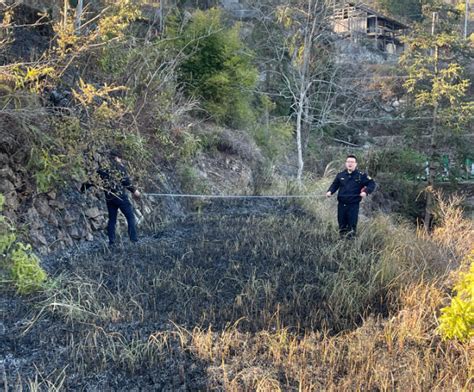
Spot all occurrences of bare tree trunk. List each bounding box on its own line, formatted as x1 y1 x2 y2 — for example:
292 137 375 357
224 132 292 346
424 13 439 232
464 0 469 40
296 88 305 182
75 0 83 33
295 0 319 183
302 94 311 150
157 0 164 34
63 0 69 29
424 100 438 231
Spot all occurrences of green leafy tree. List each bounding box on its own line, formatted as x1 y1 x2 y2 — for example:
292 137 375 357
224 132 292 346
376 0 426 21
400 3 473 229
173 8 258 127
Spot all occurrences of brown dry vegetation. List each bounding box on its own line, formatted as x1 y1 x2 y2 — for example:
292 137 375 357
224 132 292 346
2 187 473 391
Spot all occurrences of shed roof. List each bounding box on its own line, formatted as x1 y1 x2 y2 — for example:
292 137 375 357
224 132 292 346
339 2 409 30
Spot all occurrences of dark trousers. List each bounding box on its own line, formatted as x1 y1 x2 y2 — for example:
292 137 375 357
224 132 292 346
337 202 360 238
106 197 138 244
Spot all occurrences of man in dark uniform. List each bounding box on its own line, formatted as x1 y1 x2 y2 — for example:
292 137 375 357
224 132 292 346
82 149 140 245
326 155 376 238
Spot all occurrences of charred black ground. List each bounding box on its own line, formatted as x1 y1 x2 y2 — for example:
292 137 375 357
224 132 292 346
1 199 404 390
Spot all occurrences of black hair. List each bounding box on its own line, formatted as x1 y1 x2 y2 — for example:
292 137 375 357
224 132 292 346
109 149 123 159
346 154 357 161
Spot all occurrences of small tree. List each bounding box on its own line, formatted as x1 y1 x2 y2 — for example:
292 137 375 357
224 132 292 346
400 3 473 230
274 0 334 183
173 8 258 128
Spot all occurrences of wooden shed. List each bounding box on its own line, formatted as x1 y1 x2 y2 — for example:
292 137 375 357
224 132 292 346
332 2 409 54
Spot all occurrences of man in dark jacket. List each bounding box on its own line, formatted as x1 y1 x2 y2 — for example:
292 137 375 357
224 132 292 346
326 155 376 238
83 149 140 245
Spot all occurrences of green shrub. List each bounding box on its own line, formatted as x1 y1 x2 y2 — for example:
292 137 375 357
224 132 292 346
10 243 47 294
0 194 47 294
172 8 258 127
99 45 133 76
113 131 152 164
252 118 293 161
365 148 427 179
25 117 92 192
177 163 208 195
438 250 474 342
151 128 202 163
375 174 425 220
0 230 16 256
199 128 222 153
179 131 202 161
0 195 16 255
30 148 67 193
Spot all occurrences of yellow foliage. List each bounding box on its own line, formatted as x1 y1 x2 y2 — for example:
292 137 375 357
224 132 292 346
438 250 474 342
97 0 141 41
73 78 127 107
10 65 57 92
54 19 80 57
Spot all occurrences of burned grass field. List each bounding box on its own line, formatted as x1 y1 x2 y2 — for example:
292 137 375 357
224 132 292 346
1 199 472 391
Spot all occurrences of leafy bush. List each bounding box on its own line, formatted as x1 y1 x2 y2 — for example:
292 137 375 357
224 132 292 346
12 65 56 92
374 174 425 220
113 131 152 164
438 250 474 342
29 145 85 194
72 78 152 171
30 148 67 194
97 0 141 41
179 131 202 160
10 243 47 294
0 195 16 254
172 8 258 127
99 45 135 76
365 148 427 179
252 118 293 161
177 162 208 195
0 194 47 294
198 128 222 153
